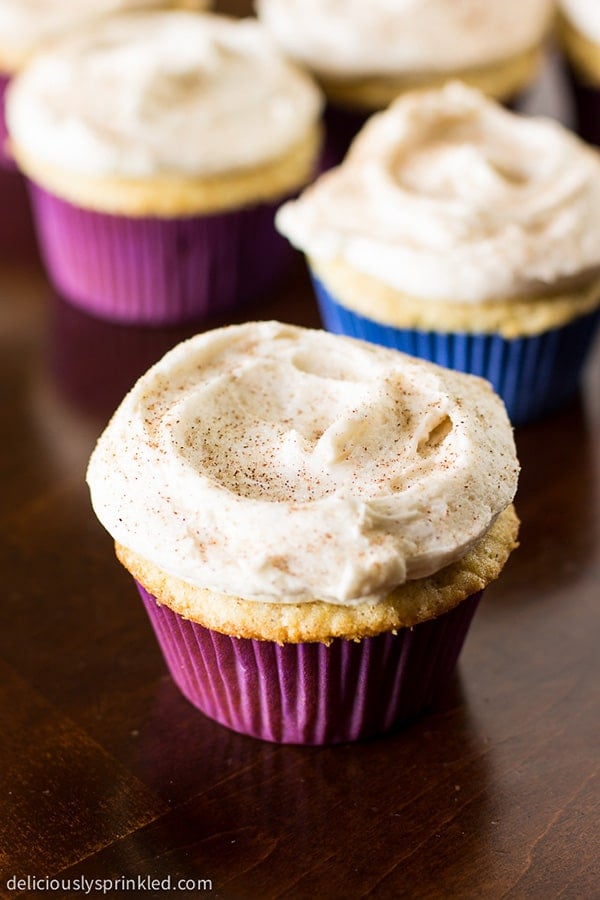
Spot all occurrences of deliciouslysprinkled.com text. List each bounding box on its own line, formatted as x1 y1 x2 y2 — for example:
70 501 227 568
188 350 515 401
5 875 213 894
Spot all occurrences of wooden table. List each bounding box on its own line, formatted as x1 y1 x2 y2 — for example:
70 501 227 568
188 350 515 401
1 7 599 899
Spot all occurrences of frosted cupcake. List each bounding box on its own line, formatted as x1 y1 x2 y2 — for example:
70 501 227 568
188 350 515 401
558 1 600 146
277 83 600 426
256 0 554 165
0 1 211 168
86 320 520 745
6 12 322 325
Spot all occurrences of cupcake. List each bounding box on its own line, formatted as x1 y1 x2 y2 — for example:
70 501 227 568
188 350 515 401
277 82 600 426
6 11 323 325
256 0 555 165
558 0 600 146
0 1 211 168
86 320 520 745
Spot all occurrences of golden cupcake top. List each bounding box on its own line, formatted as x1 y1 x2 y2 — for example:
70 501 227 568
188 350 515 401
6 11 322 180
277 83 600 304
256 0 553 79
87 321 519 608
0 1 211 71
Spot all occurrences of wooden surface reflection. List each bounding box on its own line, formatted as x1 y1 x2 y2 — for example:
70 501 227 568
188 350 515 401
1 168 599 900
1 6 600 897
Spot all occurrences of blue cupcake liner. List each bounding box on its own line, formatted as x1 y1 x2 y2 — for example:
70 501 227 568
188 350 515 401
313 276 600 426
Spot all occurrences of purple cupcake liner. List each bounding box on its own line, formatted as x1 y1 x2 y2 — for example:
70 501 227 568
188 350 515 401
313 276 600 427
0 73 15 169
27 181 296 326
136 580 482 745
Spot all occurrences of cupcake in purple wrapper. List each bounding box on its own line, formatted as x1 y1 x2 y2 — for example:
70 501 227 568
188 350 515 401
277 82 600 426
256 0 554 168
5 11 323 325
86 320 519 745
558 1 600 146
0 1 212 168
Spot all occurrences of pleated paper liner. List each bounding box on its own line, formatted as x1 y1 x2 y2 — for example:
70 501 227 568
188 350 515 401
27 181 295 326
137 581 482 746
314 277 600 427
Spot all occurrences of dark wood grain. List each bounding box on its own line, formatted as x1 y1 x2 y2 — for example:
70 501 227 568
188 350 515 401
1 4 599 898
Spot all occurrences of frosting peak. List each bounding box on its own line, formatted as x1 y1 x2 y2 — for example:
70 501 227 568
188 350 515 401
277 83 600 302
86 321 519 606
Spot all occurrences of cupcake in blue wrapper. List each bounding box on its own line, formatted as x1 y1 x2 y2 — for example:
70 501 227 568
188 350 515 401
277 82 600 426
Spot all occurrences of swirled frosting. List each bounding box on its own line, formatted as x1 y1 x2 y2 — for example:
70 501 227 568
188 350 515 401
560 0 600 45
256 0 553 79
277 83 600 303
86 321 518 606
6 12 322 177
0 1 210 70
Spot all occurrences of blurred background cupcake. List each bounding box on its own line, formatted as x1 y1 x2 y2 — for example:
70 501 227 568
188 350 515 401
558 0 600 145
256 0 555 166
277 82 600 426
0 1 211 168
6 10 322 325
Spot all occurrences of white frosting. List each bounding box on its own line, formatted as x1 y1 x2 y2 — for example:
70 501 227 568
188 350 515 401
277 83 600 304
86 321 518 606
560 0 600 45
0 1 210 67
6 12 322 178
256 0 553 79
